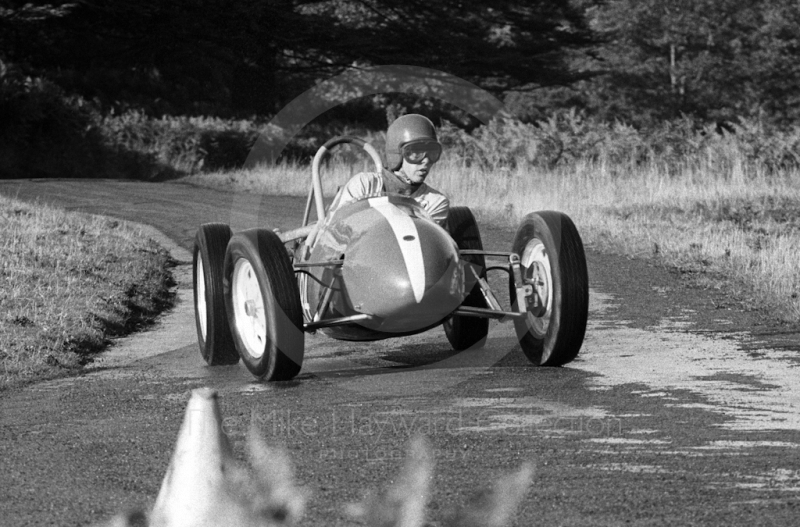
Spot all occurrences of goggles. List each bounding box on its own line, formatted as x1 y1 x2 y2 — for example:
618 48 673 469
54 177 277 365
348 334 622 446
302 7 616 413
402 141 442 164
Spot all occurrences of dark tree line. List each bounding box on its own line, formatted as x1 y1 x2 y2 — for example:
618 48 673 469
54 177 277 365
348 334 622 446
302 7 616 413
544 0 800 126
0 0 593 116
1 0 800 125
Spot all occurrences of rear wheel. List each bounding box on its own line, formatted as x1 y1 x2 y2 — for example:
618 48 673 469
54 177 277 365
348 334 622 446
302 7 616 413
193 223 238 365
509 211 588 366
443 206 489 350
224 229 304 381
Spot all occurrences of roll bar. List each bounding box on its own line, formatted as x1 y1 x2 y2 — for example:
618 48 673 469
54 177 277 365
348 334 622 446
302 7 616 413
304 136 384 227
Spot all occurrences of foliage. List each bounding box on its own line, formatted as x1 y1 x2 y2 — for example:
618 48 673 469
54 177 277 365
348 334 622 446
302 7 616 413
550 0 800 126
439 109 800 173
99 111 359 172
0 60 92 177
0 0 593 117
100 112 259 173
3 0 800 179
0 60 180 179
84 108 800 179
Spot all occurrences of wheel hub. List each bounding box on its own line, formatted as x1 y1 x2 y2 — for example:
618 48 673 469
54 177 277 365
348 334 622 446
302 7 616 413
528 262 549 317
520 238 553 333
232 258 268 359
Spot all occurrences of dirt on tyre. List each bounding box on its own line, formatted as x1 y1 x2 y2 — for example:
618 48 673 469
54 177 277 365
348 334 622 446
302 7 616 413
224 228 305 381
193 223 238 365
509 211 588 366
443 206 489 350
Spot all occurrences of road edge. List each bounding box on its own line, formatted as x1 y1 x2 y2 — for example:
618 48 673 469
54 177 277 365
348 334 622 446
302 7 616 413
87 221 196 371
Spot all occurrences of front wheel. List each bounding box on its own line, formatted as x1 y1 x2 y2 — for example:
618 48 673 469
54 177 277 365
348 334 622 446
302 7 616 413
509 211 588 366
224 229 304 381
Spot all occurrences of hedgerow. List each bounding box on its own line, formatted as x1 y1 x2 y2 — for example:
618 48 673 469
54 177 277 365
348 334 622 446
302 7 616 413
3 60 800 181
97 108 800 178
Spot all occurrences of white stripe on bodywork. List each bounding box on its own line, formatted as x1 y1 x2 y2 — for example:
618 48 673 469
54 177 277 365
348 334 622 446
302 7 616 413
370 197 425 303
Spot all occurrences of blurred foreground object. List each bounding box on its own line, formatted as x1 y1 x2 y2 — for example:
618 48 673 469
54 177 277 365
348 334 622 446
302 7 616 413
99 388 533 527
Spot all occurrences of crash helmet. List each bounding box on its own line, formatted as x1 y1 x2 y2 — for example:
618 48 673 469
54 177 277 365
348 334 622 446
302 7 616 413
385 114 441 170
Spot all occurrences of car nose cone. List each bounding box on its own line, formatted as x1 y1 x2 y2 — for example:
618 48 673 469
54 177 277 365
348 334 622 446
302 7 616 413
341 206 465 333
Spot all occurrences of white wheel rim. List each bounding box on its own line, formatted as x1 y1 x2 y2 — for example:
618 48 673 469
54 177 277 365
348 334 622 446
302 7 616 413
521 238 553 334
196 257 208 341
231 258 267 359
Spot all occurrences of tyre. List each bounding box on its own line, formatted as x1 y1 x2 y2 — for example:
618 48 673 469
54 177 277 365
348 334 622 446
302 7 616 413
443 206 489 350
509 211 588 366
193 223 238 365
224 229 304 381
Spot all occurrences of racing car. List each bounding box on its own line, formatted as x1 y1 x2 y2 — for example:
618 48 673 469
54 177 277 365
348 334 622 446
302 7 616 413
192 136 589 381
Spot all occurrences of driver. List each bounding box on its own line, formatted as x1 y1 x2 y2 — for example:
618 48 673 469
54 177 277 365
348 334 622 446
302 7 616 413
327 114 449 225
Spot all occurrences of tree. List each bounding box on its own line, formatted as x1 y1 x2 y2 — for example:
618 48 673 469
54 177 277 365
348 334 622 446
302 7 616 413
0 0 596 117
296 0 595 91
579 0 800 125
1 1 291 115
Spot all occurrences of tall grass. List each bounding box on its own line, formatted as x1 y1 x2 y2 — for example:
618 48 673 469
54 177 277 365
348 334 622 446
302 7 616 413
183 155 377 198
445 158 800 322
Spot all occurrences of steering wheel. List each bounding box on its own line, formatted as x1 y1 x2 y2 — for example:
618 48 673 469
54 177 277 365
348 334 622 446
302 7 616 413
304 136 384 227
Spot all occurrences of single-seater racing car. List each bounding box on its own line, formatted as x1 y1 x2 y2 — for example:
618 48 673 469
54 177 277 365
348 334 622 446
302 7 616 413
192 136 589 381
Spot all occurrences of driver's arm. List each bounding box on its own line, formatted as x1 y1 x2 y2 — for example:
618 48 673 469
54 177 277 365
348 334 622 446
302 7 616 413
303 172 382 256
329 172 381 213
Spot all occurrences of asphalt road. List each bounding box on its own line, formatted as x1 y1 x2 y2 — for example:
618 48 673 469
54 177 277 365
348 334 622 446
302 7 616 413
2 179 800 526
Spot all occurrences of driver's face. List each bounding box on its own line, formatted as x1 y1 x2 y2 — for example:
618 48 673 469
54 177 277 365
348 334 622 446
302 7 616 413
398 155 435 184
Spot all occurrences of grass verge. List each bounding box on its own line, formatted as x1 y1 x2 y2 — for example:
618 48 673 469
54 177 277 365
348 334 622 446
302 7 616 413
0 195 175 390
180 155 800 324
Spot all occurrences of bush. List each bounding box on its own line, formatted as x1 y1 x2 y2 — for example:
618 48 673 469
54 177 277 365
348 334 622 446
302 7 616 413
100 113 341 172
99 107 800 179
439 108 800 176
6 66 799 181
0 61 177 180
100 112 258 172
0 62 97 178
